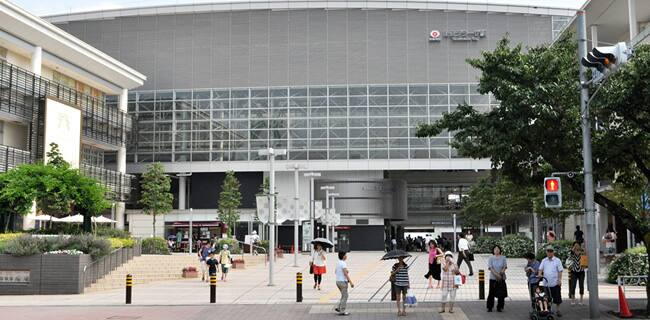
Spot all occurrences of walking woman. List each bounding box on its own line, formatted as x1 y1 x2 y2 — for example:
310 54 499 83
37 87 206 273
568 241 585 305
219 244 232 282
487 245 508 312
425 240 443 288
391 256 411 316
311 243 327 290
439 251 459 313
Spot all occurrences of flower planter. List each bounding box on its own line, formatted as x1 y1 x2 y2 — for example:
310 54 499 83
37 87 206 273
232 259 245 269
182 270 198 278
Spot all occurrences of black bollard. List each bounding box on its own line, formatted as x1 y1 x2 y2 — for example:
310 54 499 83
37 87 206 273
296 272 303 302
125 274 133 304
478 269 485 300
210 275 216 303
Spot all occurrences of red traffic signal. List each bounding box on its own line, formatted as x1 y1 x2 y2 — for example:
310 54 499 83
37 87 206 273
545 178 560 192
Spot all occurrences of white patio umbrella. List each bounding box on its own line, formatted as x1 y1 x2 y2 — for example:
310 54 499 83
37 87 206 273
92 216 117 223
33 214 61 222
57 214 84 223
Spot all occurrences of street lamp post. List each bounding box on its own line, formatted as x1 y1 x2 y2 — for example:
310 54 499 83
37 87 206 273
287 164 306 267
304 172 321 253
320 185 335 252
258 148 286 286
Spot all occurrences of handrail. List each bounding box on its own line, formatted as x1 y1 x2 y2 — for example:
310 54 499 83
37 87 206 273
232 239 268 266
81 240 141 290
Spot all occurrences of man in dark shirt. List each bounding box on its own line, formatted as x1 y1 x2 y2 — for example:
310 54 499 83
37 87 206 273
574 226 584 244
206 252 219 279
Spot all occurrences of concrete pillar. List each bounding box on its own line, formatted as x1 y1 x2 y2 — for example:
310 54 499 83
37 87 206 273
178 176 187 210
30 46 41 76
115 202 125 230
590 25 598 49
628 0 638 40
116 88 128 230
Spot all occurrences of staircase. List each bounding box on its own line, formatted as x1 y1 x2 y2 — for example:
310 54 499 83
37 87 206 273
86 254 267 292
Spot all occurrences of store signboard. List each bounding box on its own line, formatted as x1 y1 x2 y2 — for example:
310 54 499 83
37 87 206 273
44 98 81 168
0 270 30 284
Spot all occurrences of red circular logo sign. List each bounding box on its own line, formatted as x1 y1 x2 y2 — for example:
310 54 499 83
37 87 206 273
430 30 441 38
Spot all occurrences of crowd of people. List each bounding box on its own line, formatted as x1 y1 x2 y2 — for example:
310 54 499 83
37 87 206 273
197 241 233 282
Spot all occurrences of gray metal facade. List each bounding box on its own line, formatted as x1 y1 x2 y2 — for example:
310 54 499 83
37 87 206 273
57 9 553 90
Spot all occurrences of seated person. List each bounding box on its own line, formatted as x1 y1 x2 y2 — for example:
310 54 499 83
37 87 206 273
535 286 549 313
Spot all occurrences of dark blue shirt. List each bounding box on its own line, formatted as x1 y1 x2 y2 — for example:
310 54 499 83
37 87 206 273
526 260 540 284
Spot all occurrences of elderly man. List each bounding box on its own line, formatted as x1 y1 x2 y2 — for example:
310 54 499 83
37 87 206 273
538 246 564 317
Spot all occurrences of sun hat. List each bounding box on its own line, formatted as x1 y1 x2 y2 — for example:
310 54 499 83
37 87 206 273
223 244 229 250
444 251 453 257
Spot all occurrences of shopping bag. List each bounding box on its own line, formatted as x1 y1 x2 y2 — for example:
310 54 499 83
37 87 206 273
580 255 588 268
405 293 418 306
454 274 463 286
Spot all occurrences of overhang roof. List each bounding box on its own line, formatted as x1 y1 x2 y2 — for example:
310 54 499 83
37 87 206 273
44 0 575 23
1 0 146 90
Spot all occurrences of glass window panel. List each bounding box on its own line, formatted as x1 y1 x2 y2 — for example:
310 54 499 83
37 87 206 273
450 84 469 94
191 140 210 150
290 129 308 139
389 128 408 137
196 100 211 109
176 91 192 100
251 130 268 140
156 101 173 111
290 98 308 108
251 99 268 109
191 153 209 161
154 153 172 162
310 139 327 147
329 97 347 106
410 149 429 159
409 96 427 105
369 95 387 106
409 106 427 116
235 109 251 118
212 152 229 161
470 84 481 94
232 130 249 139
430 105 449 115
251 89 268 98
311 108 327 117
330 118 347 128
473 105 490 113
349 107 367 116
389 107 408 117
349 118 367 127
250 140 268 149
175 111 191 120
349 86 367 96
389 138 409 147
192 110 210 120
410 138 428 148
213 100 229 109
174 153 190 162
369 107 388 116
329 150 347 159
369 138 388 148
290 87 308 97
329 107 347 117
369 118 388 127
175 141 191 150
290 139 308 148
139 102 154 111
289 151 307 160
430 138 449 147
451 148 461 158
429 84 448 94
431 148 450 158
212 131 230 140
232 89 249 98
349 149 368 159
231 152 249 161
410 118 428 127
329 139 347 148
349 128 367 138
350 139 367 148
213 90 230 99
153 91 172 100
309 87 327 96
128 102 136 112
290 119 308 128
138 112 154 121
409 85 428 95
212 110 229 119
310 118 327 127
271 139 288 149
231 120 251 129
270 119 287 129
270 98 288 108
311 129 327 138
234 99 249 109
290 108 308 117
329 87 347 96
138 92 154 101
349 96 367 106
470 95 489 105
389 85 407 95
193 90 211 99
270 130 287 139
329 128 347 138
310 97 327 106
309 150 327 160
232 140 248 149
369 85 387 95
429 95 448 105
389 117 408 126
192 121 210 131
450 95 468 105
369 128 388 137
155 123 172 131
389 149 408 159
389 95 407 106
370 149 388 159
271 109 287 118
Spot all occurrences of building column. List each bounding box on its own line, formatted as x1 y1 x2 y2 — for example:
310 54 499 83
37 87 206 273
116 88 128 230
590 25 598 49
628 0 638 40
178 176 187 210
30 46 42 76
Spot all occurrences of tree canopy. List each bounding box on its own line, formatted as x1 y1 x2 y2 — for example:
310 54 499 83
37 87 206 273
218 171 242 237
139 162 173 238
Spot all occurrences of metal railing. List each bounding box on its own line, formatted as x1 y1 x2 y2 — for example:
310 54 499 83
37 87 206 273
233 239 268 266
0 145 31 172
80 163 134 201
0 60 131 148
82 241 141 291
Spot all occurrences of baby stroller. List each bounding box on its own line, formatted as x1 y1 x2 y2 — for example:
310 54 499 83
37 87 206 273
529 278 555 320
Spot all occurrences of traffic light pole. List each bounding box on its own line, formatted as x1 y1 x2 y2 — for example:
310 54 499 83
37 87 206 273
577 10 599 319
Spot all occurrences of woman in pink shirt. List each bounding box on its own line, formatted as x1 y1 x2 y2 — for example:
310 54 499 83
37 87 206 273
425 240 444 288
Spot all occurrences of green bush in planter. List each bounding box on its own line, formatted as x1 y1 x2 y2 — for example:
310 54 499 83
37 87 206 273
66 234 111 260
607 246 648 284
216 238 241 254
499 234 534 258
473 236 499 254
536 240 573 266
3 234 46 256
142 237 170 255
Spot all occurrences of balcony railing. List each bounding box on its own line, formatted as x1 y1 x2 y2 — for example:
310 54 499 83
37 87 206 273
0 145 32 173
80 163 133 201
0 60 131 148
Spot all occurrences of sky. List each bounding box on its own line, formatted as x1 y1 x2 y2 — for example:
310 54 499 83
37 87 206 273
13 0 587 16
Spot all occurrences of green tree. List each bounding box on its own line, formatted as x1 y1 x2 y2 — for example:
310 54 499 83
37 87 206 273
218 171 242 237
416 35 650 310
138 163 173 237
45 142 68 168
74 174 111 232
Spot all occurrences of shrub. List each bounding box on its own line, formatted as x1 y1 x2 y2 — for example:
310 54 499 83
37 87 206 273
2 234 113 260
3 234 46 256
216 238 241 254
258 240 270 252
66 234 111 260
0 233 23 253
536 240 574 266
95 227 131 239
142 237 170 255
108 237 136 249
607 247 648 284
473 236 499 254
499 234 534 258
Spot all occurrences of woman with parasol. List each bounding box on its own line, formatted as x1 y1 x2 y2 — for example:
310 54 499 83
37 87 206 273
310 238 332 290
383 250 412 316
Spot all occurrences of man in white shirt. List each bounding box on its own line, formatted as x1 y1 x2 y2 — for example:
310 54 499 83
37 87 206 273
538 246 564 317
335 251 355 316
456 233 474 276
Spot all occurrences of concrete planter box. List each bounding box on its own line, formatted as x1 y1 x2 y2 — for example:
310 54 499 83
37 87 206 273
0 254 91 295
232 259 245 269
182 270 198 278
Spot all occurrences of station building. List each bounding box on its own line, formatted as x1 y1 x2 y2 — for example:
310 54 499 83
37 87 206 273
46 0 574 250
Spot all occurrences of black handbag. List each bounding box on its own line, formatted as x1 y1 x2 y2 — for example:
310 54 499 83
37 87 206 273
467 251 475 261
309 262 314 274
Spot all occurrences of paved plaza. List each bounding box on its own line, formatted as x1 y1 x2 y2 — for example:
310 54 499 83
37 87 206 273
0 251 644 307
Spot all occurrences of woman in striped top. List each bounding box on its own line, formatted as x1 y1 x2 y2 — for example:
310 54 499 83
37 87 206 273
568 241 585 305
391 256 410 316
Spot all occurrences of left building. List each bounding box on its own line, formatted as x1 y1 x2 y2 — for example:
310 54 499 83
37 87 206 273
0 0 146 229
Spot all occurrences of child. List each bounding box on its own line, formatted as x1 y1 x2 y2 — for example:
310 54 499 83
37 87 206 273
391 256 410 316
206 252 219 280
219 244 232 281
535 286 549 313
